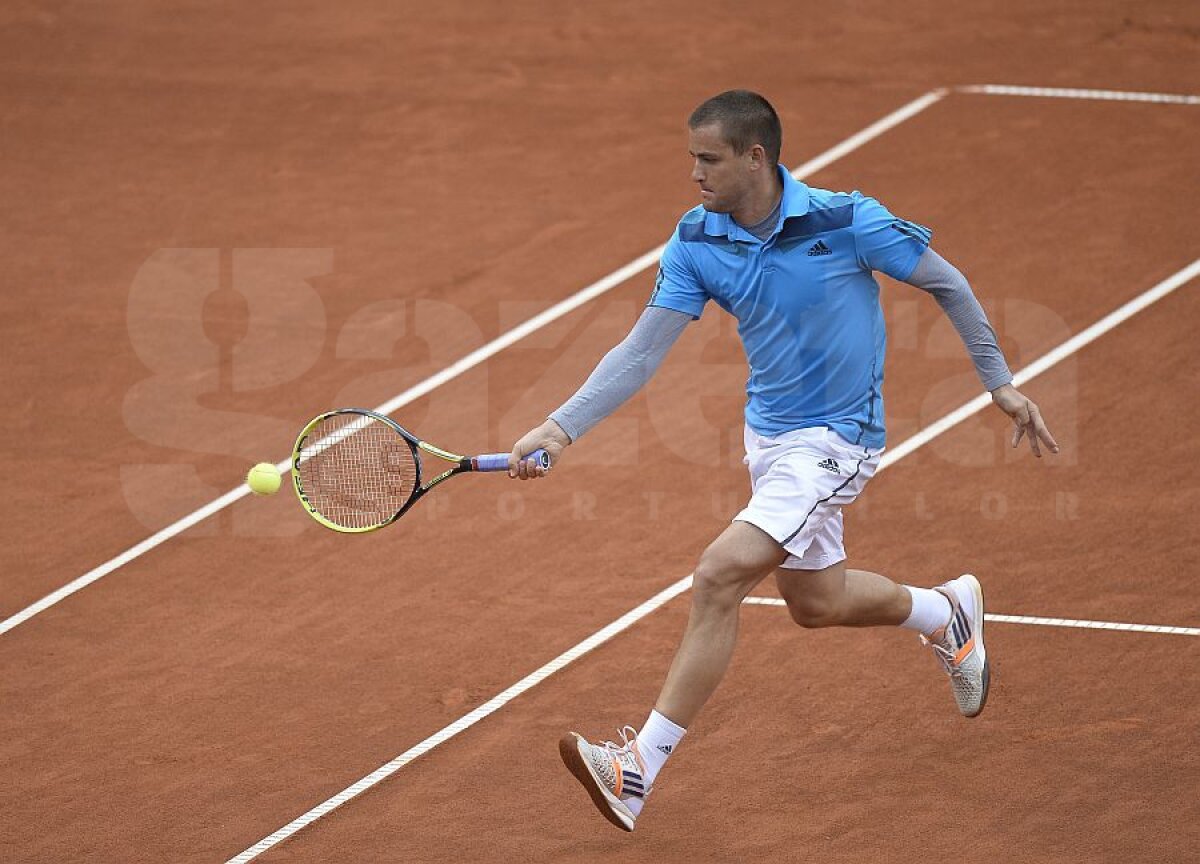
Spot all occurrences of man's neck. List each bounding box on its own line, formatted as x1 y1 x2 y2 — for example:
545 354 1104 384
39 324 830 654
731 175 784 228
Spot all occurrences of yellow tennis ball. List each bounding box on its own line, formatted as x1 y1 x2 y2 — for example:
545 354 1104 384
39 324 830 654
246 462 282 495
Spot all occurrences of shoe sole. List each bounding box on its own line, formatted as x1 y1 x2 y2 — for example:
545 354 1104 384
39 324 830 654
962 573 990 717
558 733 635 832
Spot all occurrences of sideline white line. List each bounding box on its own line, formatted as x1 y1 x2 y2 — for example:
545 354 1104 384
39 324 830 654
225 256 1200 861
959 84 1200 105
742 597 1200 636
0 486 255 636
225 577 696 863
1 90 946 639
219 92 948 862
879 257 1200 470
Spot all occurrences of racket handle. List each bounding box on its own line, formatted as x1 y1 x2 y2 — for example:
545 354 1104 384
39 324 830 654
472 449 549 472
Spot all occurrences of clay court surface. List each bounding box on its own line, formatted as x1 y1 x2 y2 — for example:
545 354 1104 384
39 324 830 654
3 2 1199 861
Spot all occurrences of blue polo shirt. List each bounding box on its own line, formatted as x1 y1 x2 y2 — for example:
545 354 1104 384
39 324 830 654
648 165 931 449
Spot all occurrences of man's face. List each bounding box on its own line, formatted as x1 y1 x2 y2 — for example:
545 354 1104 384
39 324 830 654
688 122 755 213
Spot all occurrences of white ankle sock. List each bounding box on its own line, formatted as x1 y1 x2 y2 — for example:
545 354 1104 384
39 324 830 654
637 709 686 786
902 586 952 635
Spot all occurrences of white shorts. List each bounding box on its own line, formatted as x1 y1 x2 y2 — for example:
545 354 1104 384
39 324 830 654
734 425 882 571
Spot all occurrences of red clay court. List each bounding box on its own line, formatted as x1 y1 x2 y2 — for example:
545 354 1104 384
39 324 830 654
2 3 1198 862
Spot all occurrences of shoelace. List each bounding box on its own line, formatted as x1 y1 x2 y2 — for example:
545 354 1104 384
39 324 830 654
598 726 650 799
601 725 639 758
921 634 964 679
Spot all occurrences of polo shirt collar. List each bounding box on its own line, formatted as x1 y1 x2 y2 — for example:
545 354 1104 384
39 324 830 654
778 165 812 220
702 164 811 240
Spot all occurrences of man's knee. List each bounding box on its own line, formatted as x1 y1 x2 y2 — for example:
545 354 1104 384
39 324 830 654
692 549 750 610
778 569 843 628
692 528 783 609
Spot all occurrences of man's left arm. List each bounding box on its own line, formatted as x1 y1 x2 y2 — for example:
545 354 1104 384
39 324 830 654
906 248 1060 458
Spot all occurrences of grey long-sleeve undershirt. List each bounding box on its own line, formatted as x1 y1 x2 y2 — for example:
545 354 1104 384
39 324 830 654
549 305 690 442
909 248 1013 391
549 247 1012 442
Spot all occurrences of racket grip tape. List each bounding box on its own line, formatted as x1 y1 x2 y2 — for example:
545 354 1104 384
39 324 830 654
472 449 549 472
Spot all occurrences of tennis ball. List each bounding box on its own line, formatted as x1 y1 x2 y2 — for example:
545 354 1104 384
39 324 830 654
246 462 282 495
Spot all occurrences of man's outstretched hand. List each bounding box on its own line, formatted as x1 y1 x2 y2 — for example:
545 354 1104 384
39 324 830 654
991 383 1059 458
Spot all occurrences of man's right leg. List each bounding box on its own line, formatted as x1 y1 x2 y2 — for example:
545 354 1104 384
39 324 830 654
559 521 786 831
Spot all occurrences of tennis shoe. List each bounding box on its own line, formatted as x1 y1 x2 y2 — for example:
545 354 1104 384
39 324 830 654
921 573 990 717
559 726 648 831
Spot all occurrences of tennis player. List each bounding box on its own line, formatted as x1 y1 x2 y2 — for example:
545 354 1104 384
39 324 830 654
508 90 1058 832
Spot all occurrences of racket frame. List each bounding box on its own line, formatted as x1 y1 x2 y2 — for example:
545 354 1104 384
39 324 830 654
291 408 545 534
291 408 471 533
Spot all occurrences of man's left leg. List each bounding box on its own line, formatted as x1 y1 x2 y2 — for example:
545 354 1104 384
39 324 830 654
775 559 910 628
776 559 990 717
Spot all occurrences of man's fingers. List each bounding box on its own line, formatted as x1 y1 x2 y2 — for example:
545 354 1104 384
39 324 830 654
1030 407 1060 454
1011 407 1029 449
1016 404 1038 456
1002 395 1059 458
511 451 548 480
510 450 531 479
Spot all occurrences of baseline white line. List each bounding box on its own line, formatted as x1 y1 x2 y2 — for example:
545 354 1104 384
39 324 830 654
959 84 1200 105
225 255 1199 861
1 89 946 639
742 598 1200 636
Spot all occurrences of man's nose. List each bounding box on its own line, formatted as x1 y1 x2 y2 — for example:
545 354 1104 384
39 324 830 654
691 161 704 182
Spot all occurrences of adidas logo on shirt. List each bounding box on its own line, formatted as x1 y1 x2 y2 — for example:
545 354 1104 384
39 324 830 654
816 457 840 473
656 744 673 755
807 240 832 256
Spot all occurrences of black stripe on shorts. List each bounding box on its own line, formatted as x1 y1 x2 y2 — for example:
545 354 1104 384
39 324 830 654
781 457 866 546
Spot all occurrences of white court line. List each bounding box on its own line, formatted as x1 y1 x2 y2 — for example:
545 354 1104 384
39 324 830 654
986 613 1200 636
225 257 1200 862
959 84 1200 105
742 597 1200 636
0 90 947 639
225 576 695 863
6 80 1196 639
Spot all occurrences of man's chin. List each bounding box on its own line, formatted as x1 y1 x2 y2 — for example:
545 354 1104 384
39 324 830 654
699 200 728 213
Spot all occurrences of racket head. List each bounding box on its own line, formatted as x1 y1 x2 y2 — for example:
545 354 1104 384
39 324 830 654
291 408 422 533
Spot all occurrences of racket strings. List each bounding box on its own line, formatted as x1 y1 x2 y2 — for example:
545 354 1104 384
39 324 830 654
297 414 417 530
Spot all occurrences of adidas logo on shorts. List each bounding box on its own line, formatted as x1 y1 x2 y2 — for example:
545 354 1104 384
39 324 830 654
816 457 840 474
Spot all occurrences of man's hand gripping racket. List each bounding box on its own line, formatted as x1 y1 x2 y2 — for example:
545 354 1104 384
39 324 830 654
291 408 550 533
508 418 571 480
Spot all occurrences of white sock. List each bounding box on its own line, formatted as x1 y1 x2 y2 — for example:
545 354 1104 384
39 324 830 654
637 709 686 786
901 586 952 635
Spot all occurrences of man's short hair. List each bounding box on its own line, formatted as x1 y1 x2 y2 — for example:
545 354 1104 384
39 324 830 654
688 90 782 166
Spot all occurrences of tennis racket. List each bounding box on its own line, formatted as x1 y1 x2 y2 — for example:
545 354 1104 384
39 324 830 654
291 407 548 533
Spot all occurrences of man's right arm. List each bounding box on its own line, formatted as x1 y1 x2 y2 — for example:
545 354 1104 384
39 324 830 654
508 305 692 477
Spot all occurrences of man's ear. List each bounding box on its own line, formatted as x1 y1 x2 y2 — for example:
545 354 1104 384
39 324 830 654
747 143 767 171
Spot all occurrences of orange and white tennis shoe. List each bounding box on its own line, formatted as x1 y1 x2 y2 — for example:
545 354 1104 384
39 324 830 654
559 726 648 831
921 573 990 717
